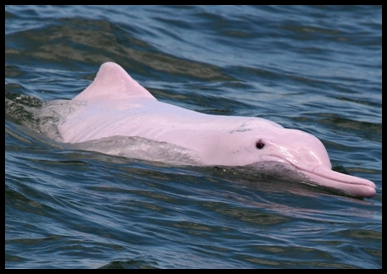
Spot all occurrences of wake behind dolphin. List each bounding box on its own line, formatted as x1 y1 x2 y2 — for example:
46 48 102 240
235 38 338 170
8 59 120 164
5 62 376 198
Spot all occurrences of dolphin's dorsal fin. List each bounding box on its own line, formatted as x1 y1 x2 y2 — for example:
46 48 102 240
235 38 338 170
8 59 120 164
73 62 156 101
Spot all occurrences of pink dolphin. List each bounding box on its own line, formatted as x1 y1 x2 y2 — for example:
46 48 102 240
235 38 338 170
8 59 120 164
55 62 375 198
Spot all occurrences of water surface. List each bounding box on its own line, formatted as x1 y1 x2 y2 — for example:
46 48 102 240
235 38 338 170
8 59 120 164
5 5 382 269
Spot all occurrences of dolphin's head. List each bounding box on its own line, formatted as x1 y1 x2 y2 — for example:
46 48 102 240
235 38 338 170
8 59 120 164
214 119 376 198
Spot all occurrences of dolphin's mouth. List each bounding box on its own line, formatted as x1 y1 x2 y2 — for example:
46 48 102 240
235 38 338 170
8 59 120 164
299 166 376 198
258 156 376 198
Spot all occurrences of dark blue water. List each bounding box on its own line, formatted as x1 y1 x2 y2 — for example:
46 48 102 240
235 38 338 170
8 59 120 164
5 5 382 269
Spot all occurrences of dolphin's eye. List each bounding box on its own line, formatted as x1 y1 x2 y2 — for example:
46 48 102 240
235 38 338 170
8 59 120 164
256 140 265 149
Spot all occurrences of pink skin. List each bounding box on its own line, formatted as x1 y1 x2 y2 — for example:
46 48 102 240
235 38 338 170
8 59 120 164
57 62 376 198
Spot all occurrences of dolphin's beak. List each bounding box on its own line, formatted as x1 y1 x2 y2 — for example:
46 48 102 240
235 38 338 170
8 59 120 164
300 166 376 198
